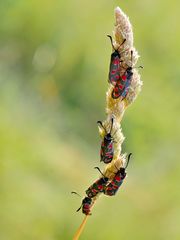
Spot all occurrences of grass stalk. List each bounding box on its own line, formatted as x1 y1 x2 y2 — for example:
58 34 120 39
73 215 88 240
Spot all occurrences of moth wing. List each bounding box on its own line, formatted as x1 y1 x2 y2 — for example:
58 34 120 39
121 71 133 99
111 80 125 99
100 143 105 161
108 55 121 86
111 84 121 99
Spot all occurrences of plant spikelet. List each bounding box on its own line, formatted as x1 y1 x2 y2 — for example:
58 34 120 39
125 69 143 106
114 7 133 49
73 6 143 239
106 85 126 122
94 5 143 206
104 154 126 180
101 6 142 195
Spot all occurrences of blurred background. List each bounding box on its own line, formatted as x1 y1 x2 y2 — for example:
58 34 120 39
0 0 179 239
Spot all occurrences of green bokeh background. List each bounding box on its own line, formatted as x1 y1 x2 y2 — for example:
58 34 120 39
0 0 179 239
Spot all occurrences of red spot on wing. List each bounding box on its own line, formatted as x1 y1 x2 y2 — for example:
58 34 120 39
112 91 120 98
119 84 123 90
114 86 119 92
122 75 126 81
105 152 113 158
105 189 114 196
98 185 103 190
109 143 113 148
84 204 89 209
115 176 121 181
113 59 119 65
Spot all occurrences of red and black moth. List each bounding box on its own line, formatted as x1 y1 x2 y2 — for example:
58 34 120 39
111 66 133 99
108 35 126 86
71 192 93 215
97 118 116 164
85 167 109 198
72 168 109 215
111 51 143 100
104 153 132 196
107 35 134 100
77 197 92 215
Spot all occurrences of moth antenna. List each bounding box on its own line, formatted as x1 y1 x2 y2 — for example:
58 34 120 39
130 50 133 63
94 167 106 178
107 35 116 51
127 52 144 70
133 65 143 69
126 50 133 68
117 38 126 51
71 191 81 198
107 35 126 56
76 204 82 212
97 121 107 134
121 50 133 69
125 153 132 169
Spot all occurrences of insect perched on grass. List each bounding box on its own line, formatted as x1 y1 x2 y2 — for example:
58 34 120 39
97 118 117 164
107 35 126 86
104 153 132 196
71 192 93 215
111 51 143 100
85 167 109 198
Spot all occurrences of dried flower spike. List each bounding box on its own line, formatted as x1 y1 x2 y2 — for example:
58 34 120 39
73 6 143 240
